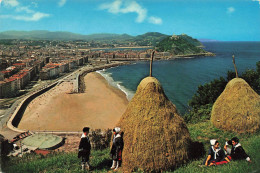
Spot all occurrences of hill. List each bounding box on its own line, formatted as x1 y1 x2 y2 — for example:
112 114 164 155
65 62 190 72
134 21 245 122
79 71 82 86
2 121 259 173
0 30 134 41
155 34 210 55
0 30 83 40
0 31 213 53
133 32 169 46
85 33 133 41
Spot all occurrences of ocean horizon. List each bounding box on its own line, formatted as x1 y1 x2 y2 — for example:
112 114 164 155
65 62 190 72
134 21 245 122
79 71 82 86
98 41 260 114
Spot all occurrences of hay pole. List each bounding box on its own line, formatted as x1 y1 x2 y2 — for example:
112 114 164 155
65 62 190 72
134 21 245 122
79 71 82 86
232 55 238 78
150 51 155 77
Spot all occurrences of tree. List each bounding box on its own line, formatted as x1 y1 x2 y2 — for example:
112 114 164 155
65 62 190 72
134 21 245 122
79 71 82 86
185 61 260 123
241 69 260 94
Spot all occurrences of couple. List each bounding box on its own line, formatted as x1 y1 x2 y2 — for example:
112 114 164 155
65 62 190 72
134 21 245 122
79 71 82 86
78 127 123 171
203 137 251 166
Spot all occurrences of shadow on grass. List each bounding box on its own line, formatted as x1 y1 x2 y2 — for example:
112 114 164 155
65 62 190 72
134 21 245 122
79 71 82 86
93 158 111 171
188 141 205 160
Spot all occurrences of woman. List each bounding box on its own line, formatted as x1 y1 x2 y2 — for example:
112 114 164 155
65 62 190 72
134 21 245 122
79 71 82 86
110 127 124 170
203 139 230 166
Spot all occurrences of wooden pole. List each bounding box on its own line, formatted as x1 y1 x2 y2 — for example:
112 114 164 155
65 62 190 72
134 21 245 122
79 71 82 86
232 55 238 78
150 51 155 77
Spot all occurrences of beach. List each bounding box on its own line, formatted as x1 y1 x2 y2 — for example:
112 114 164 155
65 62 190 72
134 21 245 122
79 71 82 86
18 72 129 131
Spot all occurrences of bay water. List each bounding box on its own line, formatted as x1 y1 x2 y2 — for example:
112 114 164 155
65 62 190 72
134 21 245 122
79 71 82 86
98 42 260 115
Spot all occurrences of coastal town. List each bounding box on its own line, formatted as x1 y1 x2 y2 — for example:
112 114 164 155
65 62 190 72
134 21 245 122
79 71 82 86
0 0 259 171
0 39 174 100
0 34 257 173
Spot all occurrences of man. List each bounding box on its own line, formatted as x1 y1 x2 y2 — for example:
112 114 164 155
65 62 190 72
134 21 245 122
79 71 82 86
78 127 91 170
224 137 251 162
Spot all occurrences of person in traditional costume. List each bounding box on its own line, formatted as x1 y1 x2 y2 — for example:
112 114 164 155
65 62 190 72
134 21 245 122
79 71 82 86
224 137 251 162
110 127 124 170
203 139 230 166
78 127 91 170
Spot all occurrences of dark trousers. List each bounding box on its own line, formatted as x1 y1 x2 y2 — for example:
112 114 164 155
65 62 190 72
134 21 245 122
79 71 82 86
81 155 89 164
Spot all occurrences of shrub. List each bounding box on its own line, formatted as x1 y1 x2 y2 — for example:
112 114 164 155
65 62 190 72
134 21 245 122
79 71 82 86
185 61 260 123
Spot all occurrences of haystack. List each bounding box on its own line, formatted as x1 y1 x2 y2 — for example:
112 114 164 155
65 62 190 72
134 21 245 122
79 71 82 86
117 77 191 172
211 78 260 133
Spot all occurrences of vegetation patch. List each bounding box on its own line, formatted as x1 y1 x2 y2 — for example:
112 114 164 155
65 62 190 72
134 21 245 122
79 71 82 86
156 34 208 55
184 61 260 123
2 121 259 173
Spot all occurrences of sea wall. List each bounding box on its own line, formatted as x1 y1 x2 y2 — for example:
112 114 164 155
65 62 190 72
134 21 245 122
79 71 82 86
7 62 129 133
7 82 58 133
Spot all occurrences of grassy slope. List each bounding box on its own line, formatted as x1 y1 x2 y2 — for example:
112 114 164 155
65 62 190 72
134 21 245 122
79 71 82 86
175 121 260 173
2 121 259 173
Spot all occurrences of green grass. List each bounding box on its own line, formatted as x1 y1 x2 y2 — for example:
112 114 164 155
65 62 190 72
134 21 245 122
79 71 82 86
175 121 260 173
1 149 111 173
2 121 260 173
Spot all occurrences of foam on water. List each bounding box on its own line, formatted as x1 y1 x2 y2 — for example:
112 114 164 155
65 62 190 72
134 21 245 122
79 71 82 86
96 70 135 101
104 42 260 114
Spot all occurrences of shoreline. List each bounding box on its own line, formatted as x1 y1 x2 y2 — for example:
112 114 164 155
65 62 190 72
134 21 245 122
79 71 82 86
89 46 153 50
2 62 131 139
3 55 215 136
175 52 215 57
17 72 129 131
96 70 135 101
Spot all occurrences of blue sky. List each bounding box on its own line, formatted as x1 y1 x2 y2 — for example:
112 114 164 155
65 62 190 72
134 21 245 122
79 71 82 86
0 0 260 41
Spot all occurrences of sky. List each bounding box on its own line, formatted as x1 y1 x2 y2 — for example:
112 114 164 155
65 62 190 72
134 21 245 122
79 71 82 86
0 0 260 41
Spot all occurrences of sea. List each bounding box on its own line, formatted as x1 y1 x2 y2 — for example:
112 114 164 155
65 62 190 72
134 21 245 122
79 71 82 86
97 42 260 115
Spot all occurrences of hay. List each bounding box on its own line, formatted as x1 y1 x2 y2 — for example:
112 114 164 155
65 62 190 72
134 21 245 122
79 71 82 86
211 78 260 134
117 77 191 172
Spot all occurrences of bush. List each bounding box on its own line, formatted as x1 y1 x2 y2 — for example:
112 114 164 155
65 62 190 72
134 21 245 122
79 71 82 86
184 104 212 123
241 69 260 94
185 61 260 123
89 129 112 150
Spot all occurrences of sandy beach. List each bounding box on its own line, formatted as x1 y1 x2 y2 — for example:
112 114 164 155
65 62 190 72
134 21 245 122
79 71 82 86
18 72 129 131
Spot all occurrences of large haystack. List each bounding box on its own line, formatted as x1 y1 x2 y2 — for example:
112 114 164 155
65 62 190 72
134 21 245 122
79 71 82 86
117 77 191 172
211 78 260 133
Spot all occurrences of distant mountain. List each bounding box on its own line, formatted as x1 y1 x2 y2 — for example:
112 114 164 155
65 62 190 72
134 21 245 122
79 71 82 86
135 32 169 39
198 38 219 42
133 32 169 46
0 30 83 40
0 31 213 53
156 34 209 55
180 34 204 47
84 33 134 41
0 30 134 41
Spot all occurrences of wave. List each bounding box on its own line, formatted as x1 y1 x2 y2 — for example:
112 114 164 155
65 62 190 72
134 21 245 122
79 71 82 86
96 70 135 101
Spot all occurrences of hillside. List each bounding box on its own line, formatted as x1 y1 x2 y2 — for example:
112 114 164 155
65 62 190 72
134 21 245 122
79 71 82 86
0 30 83 40
85 33 133 41
0 30 167 41
0 30 134 41
133 32 169 46
0 31 213 53
2 121 259 173
156 34 209 55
